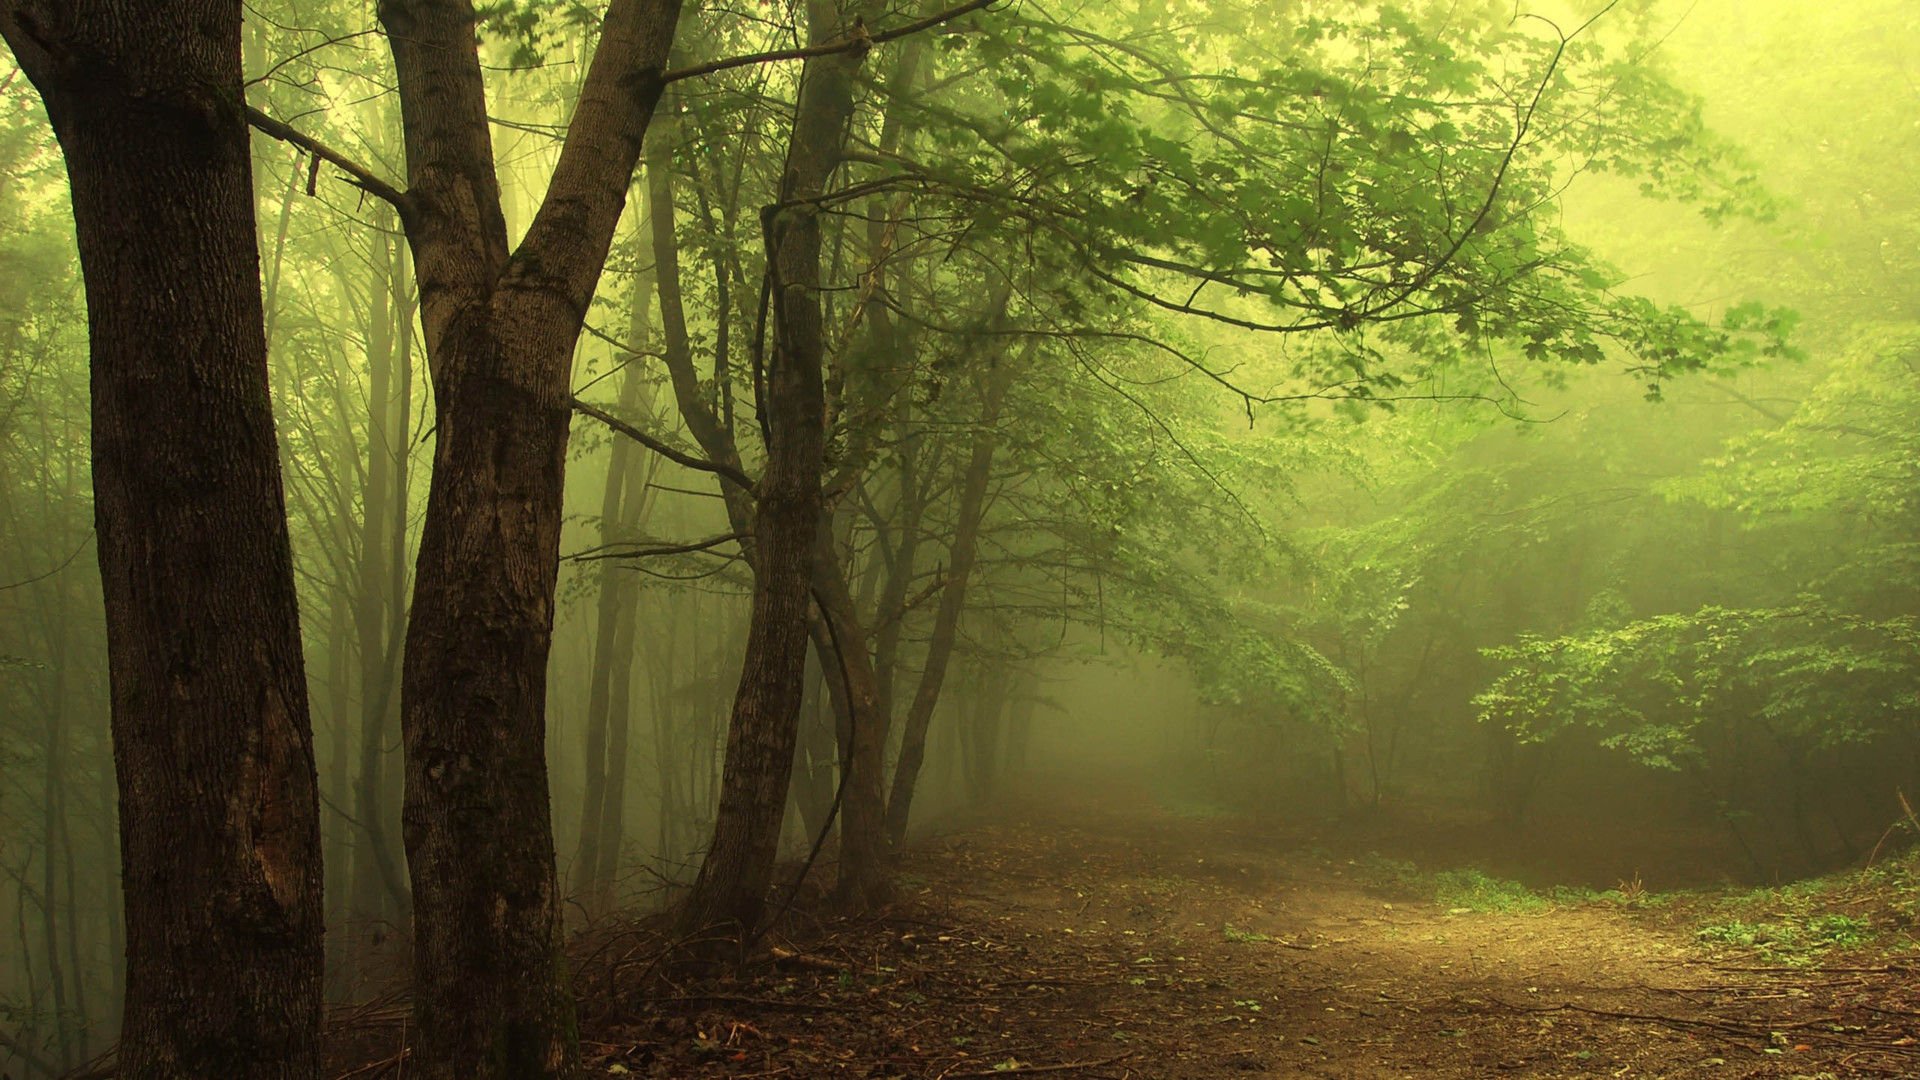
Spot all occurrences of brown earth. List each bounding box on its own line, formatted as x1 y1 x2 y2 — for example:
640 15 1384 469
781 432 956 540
327 782 1920 1079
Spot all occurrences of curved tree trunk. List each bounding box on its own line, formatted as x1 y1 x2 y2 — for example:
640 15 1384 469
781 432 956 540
1 2 324 1075
674 0 859 933
810 532 894 910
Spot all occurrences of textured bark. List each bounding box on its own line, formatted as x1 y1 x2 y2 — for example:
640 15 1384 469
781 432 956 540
378 2 683 1075
0 2 324 1075
676 0 873 937
883 359 1011 848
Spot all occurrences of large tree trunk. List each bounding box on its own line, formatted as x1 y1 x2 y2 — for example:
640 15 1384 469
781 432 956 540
1 3 325 1076
378 2 682 1075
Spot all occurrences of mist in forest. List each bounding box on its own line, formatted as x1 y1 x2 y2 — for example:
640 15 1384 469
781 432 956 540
2 0 1916 1076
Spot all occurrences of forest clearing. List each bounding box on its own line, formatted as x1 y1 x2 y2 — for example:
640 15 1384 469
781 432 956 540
315 780 1920 1079
2 0 1916 1077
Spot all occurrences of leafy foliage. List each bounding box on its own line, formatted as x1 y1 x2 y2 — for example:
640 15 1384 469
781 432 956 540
1477 607 1920 769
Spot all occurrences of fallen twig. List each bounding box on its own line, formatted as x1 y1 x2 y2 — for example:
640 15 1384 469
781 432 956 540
942 1051 1136 1077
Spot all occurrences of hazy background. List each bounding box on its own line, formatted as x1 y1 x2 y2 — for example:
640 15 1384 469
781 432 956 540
2 0 1915 1069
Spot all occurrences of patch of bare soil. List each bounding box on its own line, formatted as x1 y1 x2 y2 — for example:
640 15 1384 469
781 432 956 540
328 784 1920 1078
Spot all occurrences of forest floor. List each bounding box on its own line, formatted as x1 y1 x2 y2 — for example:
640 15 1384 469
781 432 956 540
330 779 1920 1079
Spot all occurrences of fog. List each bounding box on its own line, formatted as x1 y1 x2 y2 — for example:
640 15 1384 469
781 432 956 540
2 0 1915 1075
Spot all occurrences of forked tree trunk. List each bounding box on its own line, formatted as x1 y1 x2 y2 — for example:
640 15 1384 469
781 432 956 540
377 1 683 1075
1 2 325 1075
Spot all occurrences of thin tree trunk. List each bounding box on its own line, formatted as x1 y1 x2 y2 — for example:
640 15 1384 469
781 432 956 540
573 396 633 902
677 0 869 938
1 3 325 1075
592 581 642 896
883 358 1011 847
810 533 894 909
323 588 354 938
351 216 409 933
574 259 654 904
38 577 72 1072
790 659 837 846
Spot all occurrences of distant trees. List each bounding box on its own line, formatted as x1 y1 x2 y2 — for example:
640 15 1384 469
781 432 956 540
1474 327 1920 871
2 0 1875 1072
0 1 324 1076
628 0 1791 929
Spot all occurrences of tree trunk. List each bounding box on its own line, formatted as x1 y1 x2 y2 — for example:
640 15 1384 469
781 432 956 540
591 584 642 895
883 358 1011 847
378 1 683 1074
574 252 655 905
676 0 871 938
790 659 839 846
1 3 325 1075
350 214 410 937
809 533 894 910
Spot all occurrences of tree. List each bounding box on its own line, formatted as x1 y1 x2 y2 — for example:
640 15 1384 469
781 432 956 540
252 0 686 1071
0 2 324 1076
382 2 682 1074
675 0 863 935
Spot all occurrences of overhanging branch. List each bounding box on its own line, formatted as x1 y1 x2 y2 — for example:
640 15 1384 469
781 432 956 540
568 532 749 561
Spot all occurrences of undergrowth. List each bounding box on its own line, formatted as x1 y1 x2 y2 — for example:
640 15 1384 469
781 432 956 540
1352 854 1549 913
1681 845 1920 964
1349 842 1920 951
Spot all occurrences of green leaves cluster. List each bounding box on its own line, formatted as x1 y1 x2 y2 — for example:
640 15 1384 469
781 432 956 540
1477 607 1920 770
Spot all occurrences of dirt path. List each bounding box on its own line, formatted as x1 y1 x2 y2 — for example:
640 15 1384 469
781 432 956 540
549 785 1920 1078
901 790 1871 1078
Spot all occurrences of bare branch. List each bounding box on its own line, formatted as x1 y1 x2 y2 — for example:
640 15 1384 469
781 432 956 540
568 532 749 561
661 0 999 85
244 104 408 210
570 396 755 490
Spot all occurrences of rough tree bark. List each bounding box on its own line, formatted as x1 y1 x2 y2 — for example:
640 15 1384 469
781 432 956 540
0 2 325 1076
370 2 685 1075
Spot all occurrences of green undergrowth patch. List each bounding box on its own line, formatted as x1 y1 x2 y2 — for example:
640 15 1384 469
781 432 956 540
1349 844 1920 953
1680 846 1920 965
1433 868 1551 914
1351 854 1550 913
